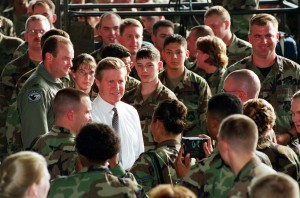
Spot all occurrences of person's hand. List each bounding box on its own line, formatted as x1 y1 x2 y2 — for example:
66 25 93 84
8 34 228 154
174 146 192 179
108 153 119 168
199 134 213 158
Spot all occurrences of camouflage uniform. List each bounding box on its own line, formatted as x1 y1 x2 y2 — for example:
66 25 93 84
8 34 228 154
12 41 27 59
212 0 259 41
126 76 140 93
130 139 180 193
0 52 38 159
192 67 227 96
257 133 300 181
90 45 104 63
123 81 177 151
48 165 144 198
219 55 300 134
0 33 23 73
181 148 273 198
159 68 211 136
2 7 28 38
228 156 276 198
227 33 252 66
31 126 77 179
0 15 15 37
17 63 70 149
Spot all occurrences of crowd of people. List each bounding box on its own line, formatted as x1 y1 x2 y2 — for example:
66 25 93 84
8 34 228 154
0 0 300 197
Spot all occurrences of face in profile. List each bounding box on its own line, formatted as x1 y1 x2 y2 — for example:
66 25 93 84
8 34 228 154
48 43 74 79
291 98 300 132
96 68 127 105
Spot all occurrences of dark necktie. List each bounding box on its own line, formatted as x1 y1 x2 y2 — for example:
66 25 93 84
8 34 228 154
112 107 119 133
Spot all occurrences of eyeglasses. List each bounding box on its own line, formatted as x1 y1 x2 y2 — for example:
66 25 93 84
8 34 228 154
77 69 95 77
27 29 45 35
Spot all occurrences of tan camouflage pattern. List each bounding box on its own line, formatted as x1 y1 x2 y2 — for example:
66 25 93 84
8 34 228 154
0 16 15 37
227 34 252 66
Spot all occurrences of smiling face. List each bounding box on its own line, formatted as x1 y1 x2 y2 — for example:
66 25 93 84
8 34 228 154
248 22 279 60
292 98 300 132
98 14 121 46
47 43 74 79
162 42 189 70
118 25 143 56
95 68 126 105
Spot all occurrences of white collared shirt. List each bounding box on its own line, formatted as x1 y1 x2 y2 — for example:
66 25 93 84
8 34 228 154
91 95 144 170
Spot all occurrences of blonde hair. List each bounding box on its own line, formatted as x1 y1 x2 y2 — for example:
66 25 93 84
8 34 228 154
149 184 196 198
0 151 47 198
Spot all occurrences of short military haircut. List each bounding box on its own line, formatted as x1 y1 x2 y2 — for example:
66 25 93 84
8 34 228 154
208 93 243 122
190 25 214 38
292 90 300 101
76 123 120 163
72 53 97 72
98 12 121 29
120 18 143 35
53 88 89 118
136 45 160 62
196 35 228 68
101 43 131 59
163 34 187 50
25 14 50 31
41 28 70 48
152 20 174 36
95 57 126 81
225 69 261 99
204 5 230 21
32 0 55 13
219 114 258 152
249 13 279 33
42 35 73 61
153 99 187 135
250 173 299 198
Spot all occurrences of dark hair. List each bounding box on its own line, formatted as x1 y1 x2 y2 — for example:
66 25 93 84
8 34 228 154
71 53 96 72
136 45 160 62
41 29 70 48
53 88 89 117
163 34 187 50
101 43 131 59
153 99 187 134
152 20 174 36
190 25 214 38
76 123 120 162
208 93 243 121
42 35 73 61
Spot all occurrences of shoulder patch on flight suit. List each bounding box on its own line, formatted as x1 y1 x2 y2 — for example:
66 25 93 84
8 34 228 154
28 90 42 103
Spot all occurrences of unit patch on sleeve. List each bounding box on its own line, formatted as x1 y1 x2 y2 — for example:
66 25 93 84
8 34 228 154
28 90 42 103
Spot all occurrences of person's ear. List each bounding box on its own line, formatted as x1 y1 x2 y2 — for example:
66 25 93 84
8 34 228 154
52 14 57 23
66 110 74 121
46 53 53 61
157 61 163 71
27 183 38 197
185 49 190 59
224 19 230 30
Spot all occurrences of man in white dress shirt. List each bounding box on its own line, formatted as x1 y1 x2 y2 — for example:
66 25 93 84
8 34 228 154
91 57 144 170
